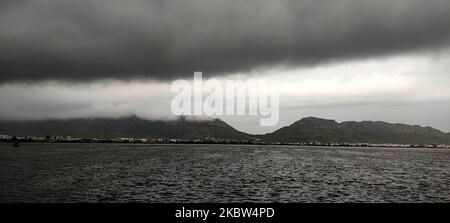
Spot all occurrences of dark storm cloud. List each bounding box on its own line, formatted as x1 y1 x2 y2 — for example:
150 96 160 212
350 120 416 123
1 0 450 82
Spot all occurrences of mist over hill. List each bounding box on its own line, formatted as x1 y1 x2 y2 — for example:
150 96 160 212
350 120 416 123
0 116 250 140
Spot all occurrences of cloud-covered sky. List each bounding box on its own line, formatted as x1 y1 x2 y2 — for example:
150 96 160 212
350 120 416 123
1 50 450 133
1 0 450 133
1 0 450 82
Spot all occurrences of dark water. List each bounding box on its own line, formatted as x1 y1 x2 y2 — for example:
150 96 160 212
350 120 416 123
0 143 449 202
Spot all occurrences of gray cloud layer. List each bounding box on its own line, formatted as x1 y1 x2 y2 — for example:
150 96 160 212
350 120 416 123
1 0 450 82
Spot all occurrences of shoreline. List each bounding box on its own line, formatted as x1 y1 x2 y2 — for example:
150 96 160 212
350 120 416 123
1 141 449 149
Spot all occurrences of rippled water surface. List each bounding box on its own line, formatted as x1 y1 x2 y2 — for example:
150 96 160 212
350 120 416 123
0 143 449 202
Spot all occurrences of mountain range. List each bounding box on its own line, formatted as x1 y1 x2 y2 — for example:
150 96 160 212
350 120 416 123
1 116 449 144
0 116 250 140
263 117 450 144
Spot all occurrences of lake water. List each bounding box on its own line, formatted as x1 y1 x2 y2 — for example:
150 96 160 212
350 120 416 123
0 143 449 202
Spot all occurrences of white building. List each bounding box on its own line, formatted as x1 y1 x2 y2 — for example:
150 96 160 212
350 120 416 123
0 134 11 140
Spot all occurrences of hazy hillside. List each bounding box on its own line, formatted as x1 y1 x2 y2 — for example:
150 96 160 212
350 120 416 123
263 117 450 144
1 116 449 144
0 116 251 140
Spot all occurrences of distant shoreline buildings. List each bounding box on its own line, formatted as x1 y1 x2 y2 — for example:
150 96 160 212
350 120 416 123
0 134 449 149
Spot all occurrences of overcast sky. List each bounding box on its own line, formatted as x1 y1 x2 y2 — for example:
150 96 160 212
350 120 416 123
1 0 450 134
